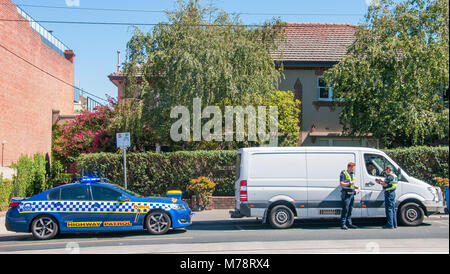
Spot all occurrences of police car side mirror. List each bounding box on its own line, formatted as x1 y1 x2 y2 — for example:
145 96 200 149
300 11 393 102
118 196 129 203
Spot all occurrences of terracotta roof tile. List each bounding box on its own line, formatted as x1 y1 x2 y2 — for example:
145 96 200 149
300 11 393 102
272 23 358 63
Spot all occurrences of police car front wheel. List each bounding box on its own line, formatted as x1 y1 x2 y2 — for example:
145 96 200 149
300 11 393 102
31 215 59 240
145 211 172 235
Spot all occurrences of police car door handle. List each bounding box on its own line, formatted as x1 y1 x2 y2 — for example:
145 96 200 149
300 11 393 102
93 203 100 208
54 202 62 207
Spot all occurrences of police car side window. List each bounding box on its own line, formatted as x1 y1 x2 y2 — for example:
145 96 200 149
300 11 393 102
48 189 61 200
60 185 89 201
91 185 122 201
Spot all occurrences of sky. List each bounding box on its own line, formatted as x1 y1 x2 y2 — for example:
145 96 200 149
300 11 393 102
10 0 375 102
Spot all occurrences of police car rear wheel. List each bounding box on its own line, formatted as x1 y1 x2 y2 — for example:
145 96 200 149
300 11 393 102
269 205 294 229
31 215 59 240
399 202 424 226
146 211 171 235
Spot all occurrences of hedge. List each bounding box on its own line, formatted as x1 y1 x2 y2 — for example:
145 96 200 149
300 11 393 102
0 174 14 211
384 146 448 184
76 146 448 198
77 151 237 198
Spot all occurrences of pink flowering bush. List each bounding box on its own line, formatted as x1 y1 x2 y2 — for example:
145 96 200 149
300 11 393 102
53 106 117 173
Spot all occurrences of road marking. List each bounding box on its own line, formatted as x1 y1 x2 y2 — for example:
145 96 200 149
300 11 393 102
0 236 193 249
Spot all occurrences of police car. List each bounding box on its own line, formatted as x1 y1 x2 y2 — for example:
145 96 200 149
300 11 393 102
5 177 192 240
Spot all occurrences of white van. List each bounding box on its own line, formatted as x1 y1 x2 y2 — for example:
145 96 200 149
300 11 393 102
230 147 445 228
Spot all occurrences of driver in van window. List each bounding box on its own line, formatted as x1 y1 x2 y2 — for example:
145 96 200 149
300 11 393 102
366 162 377 176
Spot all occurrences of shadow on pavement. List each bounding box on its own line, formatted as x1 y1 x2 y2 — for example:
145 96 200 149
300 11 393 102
187 217 425 231
0 228 187 242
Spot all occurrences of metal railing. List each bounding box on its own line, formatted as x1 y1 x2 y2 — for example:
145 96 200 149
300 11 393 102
16 6 70 56
86 97 103 112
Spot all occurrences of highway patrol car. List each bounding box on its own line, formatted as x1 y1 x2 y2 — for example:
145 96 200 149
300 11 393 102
5 177 192 240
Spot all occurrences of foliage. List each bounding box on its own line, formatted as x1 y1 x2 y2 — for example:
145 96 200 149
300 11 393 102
10 154 50 198
53 105 117 169
77 146 448 197
434 177 449 191
384 146 448 184
50 159 72 186
77 150 236 197
123 0 287 147
187 176 216 209
324 0 449 147
0 173 14 211
260 90 301 146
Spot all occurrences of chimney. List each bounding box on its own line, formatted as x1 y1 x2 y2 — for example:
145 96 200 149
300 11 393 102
117 50 121 72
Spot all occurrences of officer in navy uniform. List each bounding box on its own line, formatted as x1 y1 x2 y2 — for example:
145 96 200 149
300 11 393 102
339 162 360 230
376 165 399 229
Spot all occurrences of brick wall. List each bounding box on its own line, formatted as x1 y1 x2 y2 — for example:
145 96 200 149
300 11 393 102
0 0 74 167
185 196 236 210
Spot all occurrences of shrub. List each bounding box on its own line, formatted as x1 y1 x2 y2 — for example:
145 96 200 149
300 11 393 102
77 151 236 198
10 154 51 198
0 173 14 211
384 146 449 185
187 176 216 210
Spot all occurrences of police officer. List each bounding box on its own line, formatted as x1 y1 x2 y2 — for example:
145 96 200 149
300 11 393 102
340 162 360 230
376 165 399 229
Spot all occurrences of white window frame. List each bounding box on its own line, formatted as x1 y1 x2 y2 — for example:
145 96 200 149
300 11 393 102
317 76 333 101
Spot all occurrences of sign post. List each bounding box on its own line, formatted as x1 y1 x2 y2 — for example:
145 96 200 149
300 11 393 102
116 132 131 189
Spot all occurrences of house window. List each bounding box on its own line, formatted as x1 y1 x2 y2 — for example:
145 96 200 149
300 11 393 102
317 77 333 101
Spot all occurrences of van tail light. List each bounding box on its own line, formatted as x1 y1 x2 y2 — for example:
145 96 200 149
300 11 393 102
240 180 248 202
9 201 21 209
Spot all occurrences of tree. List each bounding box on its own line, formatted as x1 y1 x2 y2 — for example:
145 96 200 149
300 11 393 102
123 0 291 149
324 0 449 147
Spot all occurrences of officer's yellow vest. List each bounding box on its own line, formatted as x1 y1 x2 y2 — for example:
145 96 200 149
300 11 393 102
384 174 398 192
342 170 355 190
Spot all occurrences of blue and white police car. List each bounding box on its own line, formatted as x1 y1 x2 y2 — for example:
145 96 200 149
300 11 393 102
5 177 192 240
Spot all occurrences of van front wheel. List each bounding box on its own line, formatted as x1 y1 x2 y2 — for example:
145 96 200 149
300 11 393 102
269 205 294 229
398 202 424 226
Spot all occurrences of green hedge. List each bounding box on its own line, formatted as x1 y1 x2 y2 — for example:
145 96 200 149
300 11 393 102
0 174 14 211
384 146 449 184
11 154 51 198
77 146 448 197
77 151 237 198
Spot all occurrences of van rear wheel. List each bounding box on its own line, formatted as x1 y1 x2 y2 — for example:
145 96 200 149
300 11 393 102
269 205 294 229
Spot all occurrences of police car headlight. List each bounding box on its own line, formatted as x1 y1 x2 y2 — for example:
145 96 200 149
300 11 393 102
171 204 186 211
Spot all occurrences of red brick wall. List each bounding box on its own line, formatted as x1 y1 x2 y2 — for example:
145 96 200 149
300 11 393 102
0 0 74 166
186 196 236 210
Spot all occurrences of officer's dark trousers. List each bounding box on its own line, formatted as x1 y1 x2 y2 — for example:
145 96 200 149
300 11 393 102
384 191 397 227
341 192 355 226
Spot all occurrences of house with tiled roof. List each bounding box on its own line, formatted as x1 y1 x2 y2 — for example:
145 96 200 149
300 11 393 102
108 22 378 148
274 23 378 147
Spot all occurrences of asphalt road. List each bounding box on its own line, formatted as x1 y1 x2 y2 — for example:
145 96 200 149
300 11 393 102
0 215 448 254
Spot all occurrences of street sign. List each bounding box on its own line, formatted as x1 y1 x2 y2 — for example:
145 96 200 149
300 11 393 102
116 132 131 148
116 132 131 189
